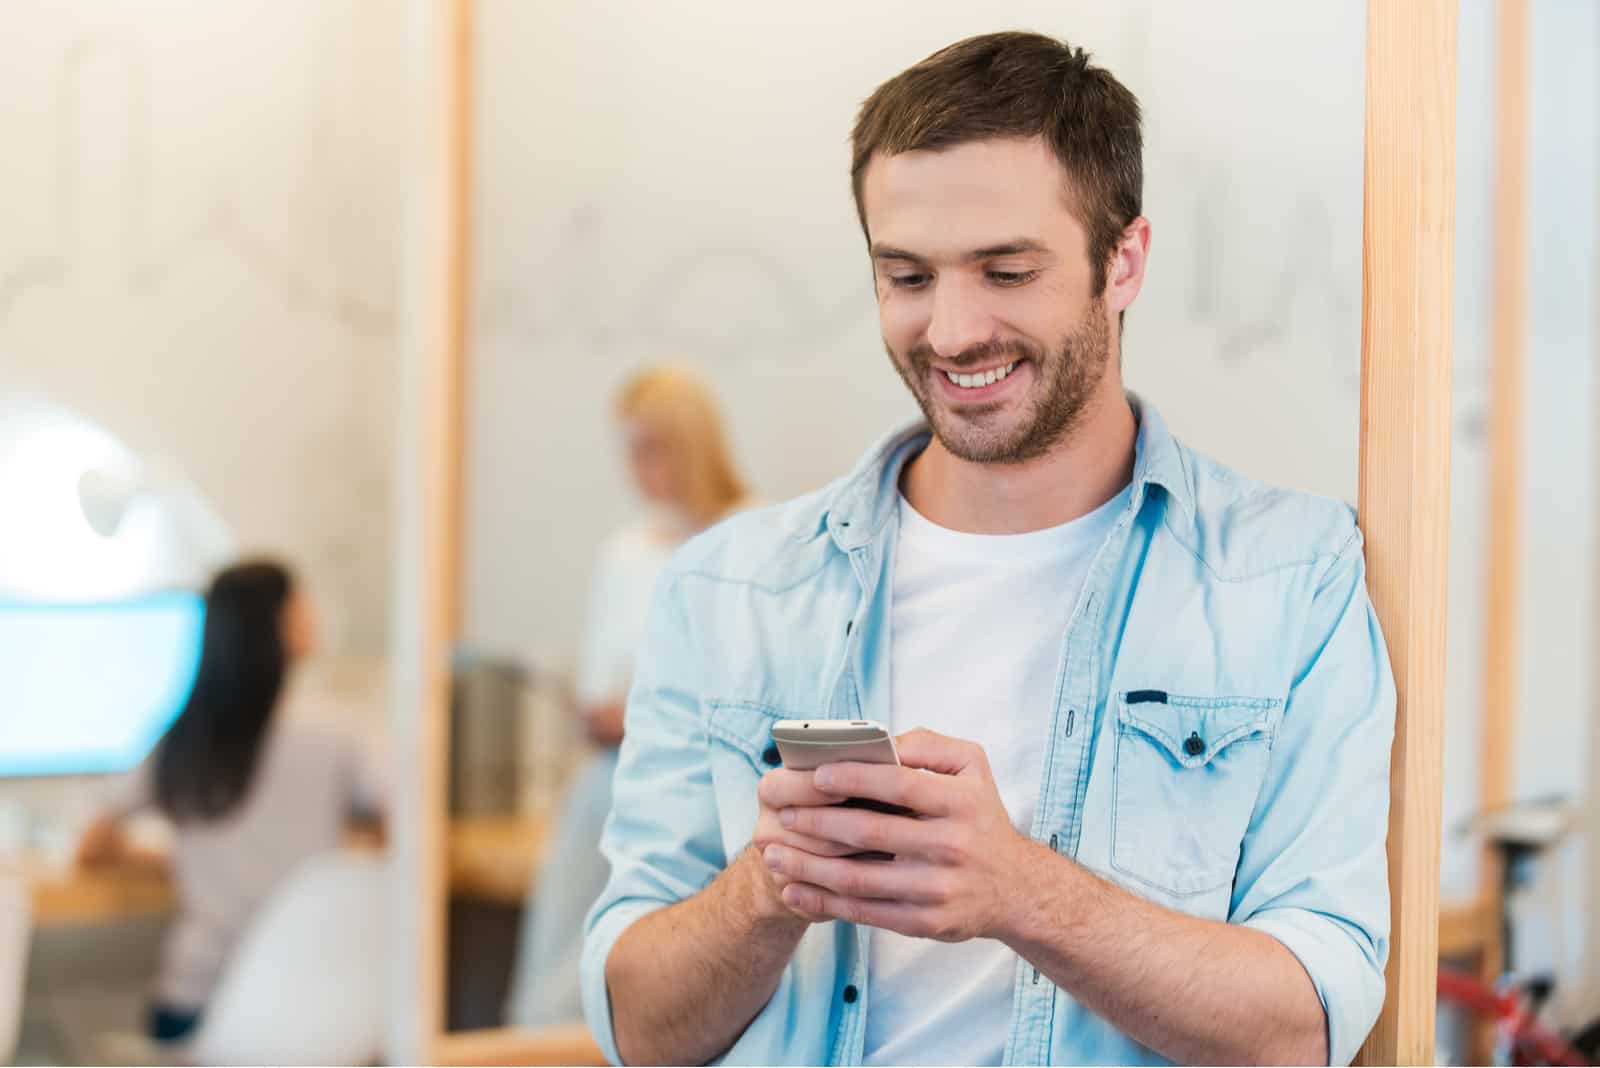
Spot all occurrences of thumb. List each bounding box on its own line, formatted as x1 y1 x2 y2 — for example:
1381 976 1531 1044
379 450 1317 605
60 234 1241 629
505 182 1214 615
894 728 985 777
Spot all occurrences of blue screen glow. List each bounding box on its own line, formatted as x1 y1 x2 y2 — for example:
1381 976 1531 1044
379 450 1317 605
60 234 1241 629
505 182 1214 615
0 592 205 776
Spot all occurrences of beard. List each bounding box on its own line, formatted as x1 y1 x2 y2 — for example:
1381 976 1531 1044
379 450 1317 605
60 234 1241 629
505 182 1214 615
886 300 1112 465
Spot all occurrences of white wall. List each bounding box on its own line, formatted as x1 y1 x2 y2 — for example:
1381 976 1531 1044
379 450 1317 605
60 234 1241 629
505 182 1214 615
1506 0 1597 1020
0 1 405 652
4 0 1588 1029
464 0 1369 664
465 0 1598 1022
1443 0 1598 1023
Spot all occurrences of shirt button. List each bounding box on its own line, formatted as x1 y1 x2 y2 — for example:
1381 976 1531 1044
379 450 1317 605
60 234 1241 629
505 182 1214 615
762 745 781 766
1184 732 1205 757
843 984 859 1004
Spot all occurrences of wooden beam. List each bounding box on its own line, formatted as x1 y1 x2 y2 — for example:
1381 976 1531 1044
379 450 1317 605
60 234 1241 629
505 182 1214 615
443 0 474 641
1481 0 1528 825
1355 0 1456 1063
1476 0 1528 1020
1586 4 1600 1026
389 0 471 1061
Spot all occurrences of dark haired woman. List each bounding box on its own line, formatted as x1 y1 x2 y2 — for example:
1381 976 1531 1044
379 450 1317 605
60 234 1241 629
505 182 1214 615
77 560 384 1044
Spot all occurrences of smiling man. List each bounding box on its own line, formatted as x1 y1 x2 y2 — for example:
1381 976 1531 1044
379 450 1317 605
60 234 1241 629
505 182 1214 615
582 32 1394 1067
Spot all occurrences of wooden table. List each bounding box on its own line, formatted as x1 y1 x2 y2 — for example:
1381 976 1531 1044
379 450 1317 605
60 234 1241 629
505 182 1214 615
21 814 551 927
20 856 176 926
446 815 551 904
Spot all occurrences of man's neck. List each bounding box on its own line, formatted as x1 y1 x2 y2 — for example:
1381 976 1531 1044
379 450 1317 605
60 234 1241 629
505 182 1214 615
901 381 1138 535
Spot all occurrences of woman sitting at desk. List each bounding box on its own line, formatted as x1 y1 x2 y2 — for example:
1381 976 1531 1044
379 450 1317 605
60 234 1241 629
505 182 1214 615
77 560 383 1044
507 363 751 1028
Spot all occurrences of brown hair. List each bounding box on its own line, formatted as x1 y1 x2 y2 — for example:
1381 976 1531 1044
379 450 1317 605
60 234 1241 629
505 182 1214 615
850 31 1143 295
617 364 749 525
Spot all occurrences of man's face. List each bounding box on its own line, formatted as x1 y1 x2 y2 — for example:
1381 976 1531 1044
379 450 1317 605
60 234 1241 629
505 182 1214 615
861 137 1114 464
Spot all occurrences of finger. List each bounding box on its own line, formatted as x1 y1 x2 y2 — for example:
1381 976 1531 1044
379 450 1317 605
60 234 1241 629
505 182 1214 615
754 821 861 859
779 883 938 938
811 762 952 817
760 845 943 905
893 728 988 777
757 768 838 809
781 805 941 859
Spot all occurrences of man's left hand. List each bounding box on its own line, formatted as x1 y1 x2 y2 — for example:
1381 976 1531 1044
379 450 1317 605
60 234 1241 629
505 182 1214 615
760 728 1033 942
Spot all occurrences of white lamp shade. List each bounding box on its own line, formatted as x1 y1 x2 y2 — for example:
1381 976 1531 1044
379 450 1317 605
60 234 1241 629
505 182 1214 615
0 392 234 601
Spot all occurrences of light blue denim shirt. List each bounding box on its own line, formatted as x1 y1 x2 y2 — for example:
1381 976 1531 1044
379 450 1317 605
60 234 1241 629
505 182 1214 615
582 397 1394 1066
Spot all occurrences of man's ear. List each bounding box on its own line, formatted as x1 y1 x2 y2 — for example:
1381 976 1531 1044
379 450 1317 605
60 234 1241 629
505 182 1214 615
1104 217 1152 317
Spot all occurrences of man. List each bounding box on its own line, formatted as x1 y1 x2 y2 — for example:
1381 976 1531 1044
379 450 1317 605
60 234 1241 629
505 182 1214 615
582 31 1393 1067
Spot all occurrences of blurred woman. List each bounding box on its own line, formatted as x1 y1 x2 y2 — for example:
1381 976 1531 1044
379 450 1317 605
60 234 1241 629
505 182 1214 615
78 561 384 1044
507 364 750 1028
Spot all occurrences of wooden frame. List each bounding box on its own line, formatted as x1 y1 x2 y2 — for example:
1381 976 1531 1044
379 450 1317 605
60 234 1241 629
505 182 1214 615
391 2 605 1062
1355 0 1456 1063
1475 0 1530 1004
1589 164 1600 1022
389 0 472 1060
1428 7 1530 1056
393 1 1459 1062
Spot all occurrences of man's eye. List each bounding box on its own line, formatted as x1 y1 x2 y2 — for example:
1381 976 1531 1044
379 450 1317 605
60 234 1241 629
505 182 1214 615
887 273 930 290
987 270 1038 287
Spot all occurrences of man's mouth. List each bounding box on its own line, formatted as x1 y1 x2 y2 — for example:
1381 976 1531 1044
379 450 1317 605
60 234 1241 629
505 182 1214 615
939 359 1019 390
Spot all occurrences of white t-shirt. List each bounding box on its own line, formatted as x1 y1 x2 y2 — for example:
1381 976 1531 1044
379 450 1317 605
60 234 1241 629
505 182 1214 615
574 518 687 707
863 484 1130 1066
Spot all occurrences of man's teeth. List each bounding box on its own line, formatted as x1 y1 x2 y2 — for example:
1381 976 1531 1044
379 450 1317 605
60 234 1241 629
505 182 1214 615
944 361 1018 389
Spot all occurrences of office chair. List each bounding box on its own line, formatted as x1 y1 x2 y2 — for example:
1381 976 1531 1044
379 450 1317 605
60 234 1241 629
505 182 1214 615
192 850 386 1066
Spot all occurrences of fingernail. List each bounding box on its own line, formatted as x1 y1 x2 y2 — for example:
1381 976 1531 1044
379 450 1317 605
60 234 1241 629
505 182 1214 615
814 766 835 790
763 845 783 871
779 808 795 828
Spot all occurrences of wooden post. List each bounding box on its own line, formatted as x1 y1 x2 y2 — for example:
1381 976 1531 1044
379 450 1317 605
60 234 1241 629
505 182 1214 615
1477 0 1528 1009
1586 7 1600 1027
389 0 471 1061
1355 0 1456 1064
443 0 473 642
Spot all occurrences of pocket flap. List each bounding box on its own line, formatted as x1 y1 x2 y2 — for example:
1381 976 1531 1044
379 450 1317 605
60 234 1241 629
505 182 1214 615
705 699 791 767
1117 692 1279 770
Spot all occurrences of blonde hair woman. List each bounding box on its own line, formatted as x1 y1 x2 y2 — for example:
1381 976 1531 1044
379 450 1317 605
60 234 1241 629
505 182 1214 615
614 363 748 528
508 364 749 1029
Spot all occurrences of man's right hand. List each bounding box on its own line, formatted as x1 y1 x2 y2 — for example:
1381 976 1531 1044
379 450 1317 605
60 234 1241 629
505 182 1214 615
752 767 861 920
606 766 856 1066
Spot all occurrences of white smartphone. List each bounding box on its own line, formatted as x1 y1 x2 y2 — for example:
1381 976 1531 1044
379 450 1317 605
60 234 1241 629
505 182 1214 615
771 719 901 771
771 720 910 847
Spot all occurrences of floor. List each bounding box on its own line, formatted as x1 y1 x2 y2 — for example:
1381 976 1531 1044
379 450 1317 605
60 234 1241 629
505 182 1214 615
14 917 166 1066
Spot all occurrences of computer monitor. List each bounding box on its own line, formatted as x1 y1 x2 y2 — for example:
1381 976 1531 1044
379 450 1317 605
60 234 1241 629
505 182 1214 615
0 591 205 776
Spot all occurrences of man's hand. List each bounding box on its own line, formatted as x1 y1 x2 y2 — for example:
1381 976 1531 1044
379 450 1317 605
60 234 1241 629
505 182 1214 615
753 765 865 920
581 703 627 747
759 728 1030 941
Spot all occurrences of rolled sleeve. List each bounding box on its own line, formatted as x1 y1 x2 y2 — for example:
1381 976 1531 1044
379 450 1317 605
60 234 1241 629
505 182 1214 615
1230 523 1396 1066
1242 907 1387 1068
580 571 728 1064
582 898 659 1066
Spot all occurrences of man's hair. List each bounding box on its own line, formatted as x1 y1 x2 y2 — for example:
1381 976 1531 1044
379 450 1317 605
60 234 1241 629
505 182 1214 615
850 31 1143 296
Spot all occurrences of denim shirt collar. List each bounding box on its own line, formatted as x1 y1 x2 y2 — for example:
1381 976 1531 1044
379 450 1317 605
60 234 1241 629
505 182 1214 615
821 392 1194 555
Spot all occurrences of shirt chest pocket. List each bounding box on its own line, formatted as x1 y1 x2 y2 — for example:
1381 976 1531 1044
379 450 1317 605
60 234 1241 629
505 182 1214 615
704 700 788 859
1111 692 1281 900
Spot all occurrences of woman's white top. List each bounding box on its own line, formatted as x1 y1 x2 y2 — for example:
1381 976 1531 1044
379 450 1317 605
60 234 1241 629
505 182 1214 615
100 701 385 1009
573 518 689 707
